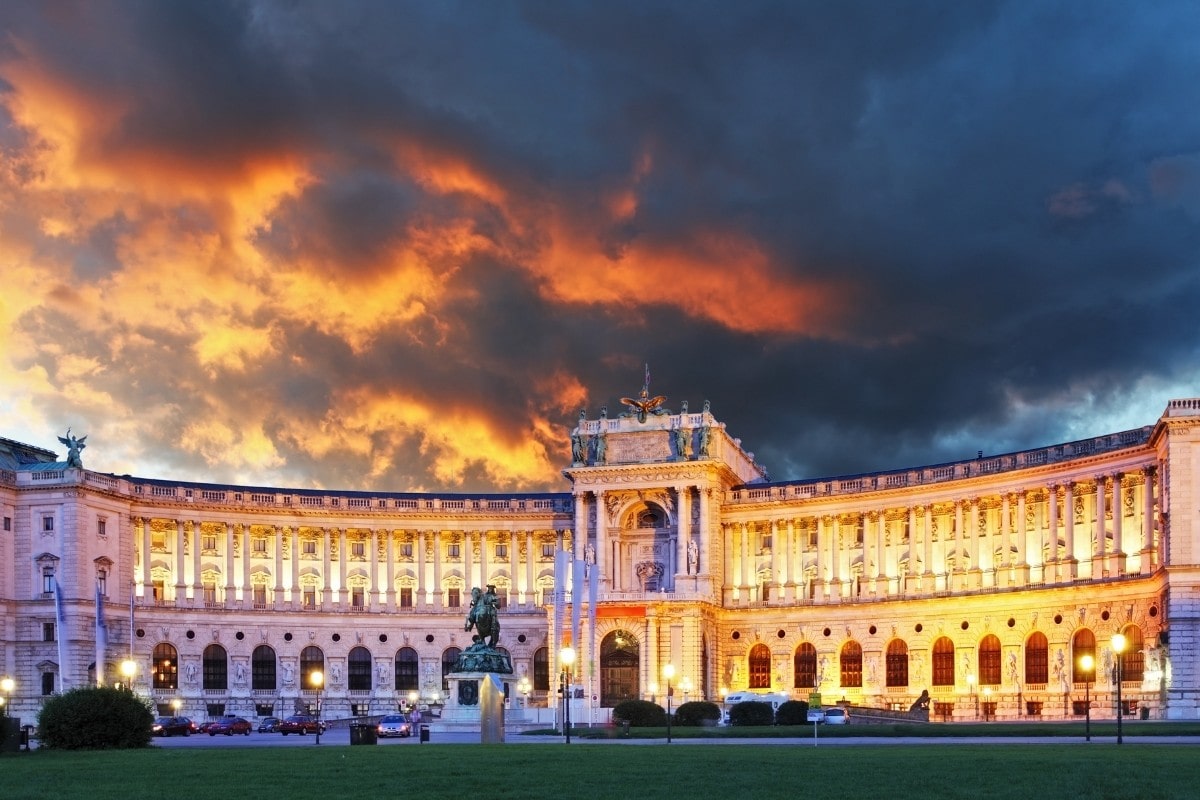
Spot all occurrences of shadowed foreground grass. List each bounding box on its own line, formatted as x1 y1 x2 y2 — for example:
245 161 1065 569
3 744 1199 800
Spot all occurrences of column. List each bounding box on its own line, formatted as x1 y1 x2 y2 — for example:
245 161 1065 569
1094 477 1107 577
417 529 428 606
386 528 396 610
677 486 691 577
1046 485 1059 581
954 500 965 577
273 525 284 604
968 499 981 581
289 526 299 609
785 518 797 599
1064 482 1077 579
740 522 751 593
814 517 826 597
480 530 490 589
224 521 236 607
337 528 348 605
191 521 203 604
698 488 711 576
1000 494 1012 570
509 529 520 604
770 519 782 599
240 524 251 605
875 511 887 582
922 505 934 577
370 527 381 606
1142 466 1156 570
525 530 536 604
432 530 443 608
174 520 186 601
1112 473 1125 574
595 490 608 591
140 517 152 598
1016 491 1028 566
829 516 841 597
322 527 333 607
906 507 917 582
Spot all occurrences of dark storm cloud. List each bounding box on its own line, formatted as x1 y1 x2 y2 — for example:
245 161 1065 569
3 0 1198 490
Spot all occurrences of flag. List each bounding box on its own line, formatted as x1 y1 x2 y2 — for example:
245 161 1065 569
54 578 68 692
95 585 108 687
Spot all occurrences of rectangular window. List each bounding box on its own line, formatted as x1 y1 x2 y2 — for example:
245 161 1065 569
351 541 365 558
303 588 317 608
253 586 268 607
252 537 268 553
399 587 413 608
152 580 166 603
760 533 772 553
203 582 218 605
43 515 54 532
43 622 56 641
151 529 167 549
496 586 508 609
448 587 460 608
42 568 54 594
97 517 107 537
302 539 316 555
3 516 10 531
351 703 370 717
807 531 818 549
399 542 413 558
351 588 365 608
202 534 217 551
541 543 554 559
42 672 55 696
495 543 508 559
97 569 108 597
447 543 460 558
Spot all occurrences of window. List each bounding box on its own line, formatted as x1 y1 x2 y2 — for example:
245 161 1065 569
840 641 863 688
42 672 55 695
1072 629 1096 683
253 585 268 608
153 642 179 690
42 567 54 594
3 516 10 531
1025 632 1049 685
1120 627 1145 683
300 646 324 690
302 539 316 555
541 543 554 559
151 528 166 549
748 643 771 689
152 579 166 603
97 517 107 537
203 644 228 690
399 587 413 608
252 645 276 691
533 647 549 691
202 534 218 551
793 643 817 690
441 648 461 691
760 532 772 553
886 640 909 687
43 515 54 532
252 537 268 554
395 647 419 691
43 622 56 642
348 647 373 691
495 586 508 609
979 635 1002 685
447 543 461 558
203 580 218 606
97 569 107 596
302 587 317 609
351 541 365 558
495 543 508 559
399 542 413 558
448 587 460 608
351 587 365 608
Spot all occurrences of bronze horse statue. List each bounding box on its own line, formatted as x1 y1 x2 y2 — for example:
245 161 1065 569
465 585 500 648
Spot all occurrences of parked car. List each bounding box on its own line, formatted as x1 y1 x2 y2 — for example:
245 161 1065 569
376 714 412 738
823 707 849 725
209 716 253 736
278 714 325 735
257 716 282 733
196 719 221 734
152 716 194 737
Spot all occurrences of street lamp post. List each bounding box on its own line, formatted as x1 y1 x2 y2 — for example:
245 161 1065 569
663 664 676 744
311 670 324 745
1112 633 1126 745
120 659 137 692
1 677 13 716
680 676 693 704
518 677 531 708
559 646 575 744
967 673 977 720
1079 654 1094 741
171 697 181 719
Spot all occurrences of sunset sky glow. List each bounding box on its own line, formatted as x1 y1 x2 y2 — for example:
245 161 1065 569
2 1 1198 492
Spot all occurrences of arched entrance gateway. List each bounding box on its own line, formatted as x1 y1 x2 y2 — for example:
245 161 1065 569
600 630 639 707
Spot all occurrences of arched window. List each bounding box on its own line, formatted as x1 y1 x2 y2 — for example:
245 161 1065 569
1071 629 1096 683
885 640 908 687
1025 632 1048 685
1119 626 1144 683
153 642 178 690
793 642 817 690
395 647 419 692
533 647 549 691
252 645 276 691
979 635 1001 685
441 648 461 691
840 641 863 688
932 637 955 686
748 643 771 689
203 643 228 690
348 646 372 691
300 646 324 691
599 629 639 707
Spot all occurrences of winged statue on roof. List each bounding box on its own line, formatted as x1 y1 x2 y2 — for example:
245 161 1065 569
620 364 669 423
58 428 87 468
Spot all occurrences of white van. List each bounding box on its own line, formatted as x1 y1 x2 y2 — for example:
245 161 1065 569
721 691 791 725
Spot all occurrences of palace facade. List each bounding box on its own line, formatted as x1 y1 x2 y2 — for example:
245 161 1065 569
3 394 1200 724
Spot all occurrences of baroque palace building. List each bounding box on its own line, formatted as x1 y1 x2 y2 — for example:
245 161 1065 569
2 389 1200 724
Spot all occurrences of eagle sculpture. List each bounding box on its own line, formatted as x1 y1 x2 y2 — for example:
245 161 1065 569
620 364 668 423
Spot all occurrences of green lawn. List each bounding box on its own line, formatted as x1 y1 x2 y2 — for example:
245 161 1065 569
3 743 1199 800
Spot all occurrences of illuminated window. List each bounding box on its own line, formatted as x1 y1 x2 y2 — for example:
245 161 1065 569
885 640 908 687
840 641 863 688
399 587 413 608
748 643 771 689
448 587 460 608
300 646 324 689
979 634 1002 685
1120 626 1144 682
1071 629 1096 683
153 642 178 690
793 642 817 689
1025 632 1048 684
533 647 549 691
447 543 460 558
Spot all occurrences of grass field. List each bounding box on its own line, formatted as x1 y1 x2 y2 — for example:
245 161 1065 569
3 742 1199 800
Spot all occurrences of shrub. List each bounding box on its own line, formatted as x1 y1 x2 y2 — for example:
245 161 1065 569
728 700 775 726
612 699 667 727
673 700 721 726
38 686 154 750
775 700 810 725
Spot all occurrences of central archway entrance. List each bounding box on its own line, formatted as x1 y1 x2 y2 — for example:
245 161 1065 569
600 630 639 707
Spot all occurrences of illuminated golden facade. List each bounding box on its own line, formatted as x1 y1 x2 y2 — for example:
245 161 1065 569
2 395 1198 723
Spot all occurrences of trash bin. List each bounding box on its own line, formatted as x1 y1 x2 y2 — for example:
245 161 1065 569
419 724 430 743
349 723 378 745
621 721 630 737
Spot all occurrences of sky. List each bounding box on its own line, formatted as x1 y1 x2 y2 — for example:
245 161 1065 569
1 0 1198 494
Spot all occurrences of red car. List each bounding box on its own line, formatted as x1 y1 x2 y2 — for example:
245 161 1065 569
209 716 253 736
278 715 325 735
